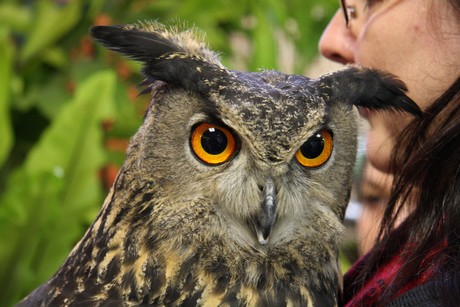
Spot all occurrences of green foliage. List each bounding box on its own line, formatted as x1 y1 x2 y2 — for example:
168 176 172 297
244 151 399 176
0 0 339 305
0 71 116 302
0 29 13 167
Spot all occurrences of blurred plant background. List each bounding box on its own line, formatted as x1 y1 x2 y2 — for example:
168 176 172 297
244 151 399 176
0 0 347 305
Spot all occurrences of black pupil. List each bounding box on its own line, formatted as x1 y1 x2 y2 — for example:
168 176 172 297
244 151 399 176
300 134 324 159
201 128 228 155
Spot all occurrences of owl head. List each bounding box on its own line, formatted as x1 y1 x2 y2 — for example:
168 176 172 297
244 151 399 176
90 22 419 248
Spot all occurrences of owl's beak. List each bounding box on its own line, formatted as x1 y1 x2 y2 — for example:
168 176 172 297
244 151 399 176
255 178 277 245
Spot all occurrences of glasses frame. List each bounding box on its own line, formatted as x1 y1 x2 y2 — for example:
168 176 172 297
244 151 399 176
341 0 350 25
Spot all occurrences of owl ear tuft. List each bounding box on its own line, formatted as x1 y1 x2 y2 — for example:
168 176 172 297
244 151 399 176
90 22 225 93
319 66 422 116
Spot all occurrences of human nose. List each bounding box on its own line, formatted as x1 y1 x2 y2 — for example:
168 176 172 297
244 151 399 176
318 10 355 64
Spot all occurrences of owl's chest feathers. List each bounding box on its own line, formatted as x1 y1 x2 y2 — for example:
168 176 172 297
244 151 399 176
71 218 336 305
49 185 339 305
74 233 336 306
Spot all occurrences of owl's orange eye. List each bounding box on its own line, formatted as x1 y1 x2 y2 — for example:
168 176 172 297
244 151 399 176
191 123 237 165
295 130 333 168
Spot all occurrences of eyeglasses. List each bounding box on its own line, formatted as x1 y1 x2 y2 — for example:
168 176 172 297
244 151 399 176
340 0 358 26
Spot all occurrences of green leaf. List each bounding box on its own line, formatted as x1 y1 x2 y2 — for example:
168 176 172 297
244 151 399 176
20 0 82 62
0 71 117 305
0 3 31 31
25 71 116 198
0 28 13 168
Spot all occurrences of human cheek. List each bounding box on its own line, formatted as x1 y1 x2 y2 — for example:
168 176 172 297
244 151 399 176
354 2 435 107
353 20 393 71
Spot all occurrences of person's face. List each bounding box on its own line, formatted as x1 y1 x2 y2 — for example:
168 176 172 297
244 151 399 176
319 0 460 172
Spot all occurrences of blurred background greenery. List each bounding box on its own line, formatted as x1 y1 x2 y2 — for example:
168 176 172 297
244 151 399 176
0 0 350 305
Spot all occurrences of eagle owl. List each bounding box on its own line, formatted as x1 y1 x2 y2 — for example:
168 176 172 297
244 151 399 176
19 22 419 306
